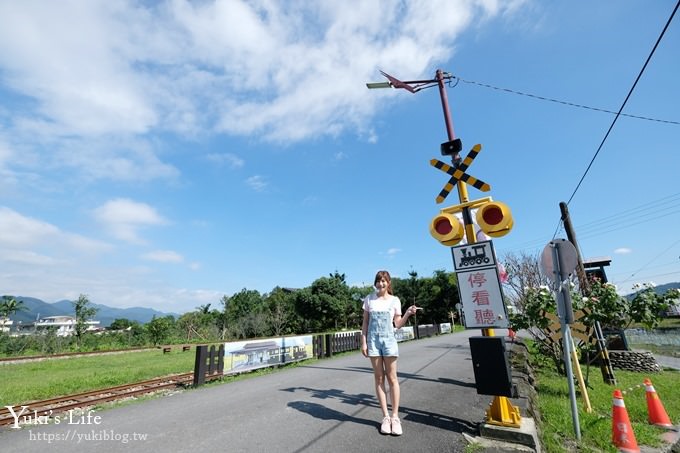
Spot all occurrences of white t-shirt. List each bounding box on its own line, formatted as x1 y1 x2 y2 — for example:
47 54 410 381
362 293 402 320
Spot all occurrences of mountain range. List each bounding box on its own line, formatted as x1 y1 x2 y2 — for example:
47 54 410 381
5 296 179 328
624 281 680 300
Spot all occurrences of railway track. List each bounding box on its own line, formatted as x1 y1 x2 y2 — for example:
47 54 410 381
0 372 220 427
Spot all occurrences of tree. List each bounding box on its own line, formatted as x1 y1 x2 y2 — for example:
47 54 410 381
177 311 206 342
627 283 677 329
422 270 459 324
501 251 548 312
394 270 420 310
226 289 265 338
146 315 175 346
295 274 351 332
1 295 25 318
1 296 24 334
215 295 230 340
347 283 371 331
72 294 98 348
109 318 136 330
509 277 677 374
582 279 677 330
265 287 295 336
392 270 459 325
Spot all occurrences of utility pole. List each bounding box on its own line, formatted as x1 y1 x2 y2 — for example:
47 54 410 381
559 202 616 385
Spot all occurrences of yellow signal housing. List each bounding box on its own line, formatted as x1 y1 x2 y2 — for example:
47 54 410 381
476 201 513 238
430 213 465 246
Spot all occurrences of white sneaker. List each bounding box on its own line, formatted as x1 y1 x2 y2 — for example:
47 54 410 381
391 417 402 436
380 416 392 434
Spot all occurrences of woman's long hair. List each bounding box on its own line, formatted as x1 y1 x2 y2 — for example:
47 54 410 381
374 270 393 295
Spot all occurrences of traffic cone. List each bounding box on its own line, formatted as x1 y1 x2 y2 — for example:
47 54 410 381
508 329 516 341
644 378 673 428
612 389 640 453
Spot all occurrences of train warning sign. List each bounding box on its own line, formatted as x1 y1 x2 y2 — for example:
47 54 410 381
451 241 508 329
451 241 497 271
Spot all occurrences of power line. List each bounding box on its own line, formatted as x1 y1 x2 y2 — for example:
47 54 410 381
565 1 680 205
455 78 679 126
574 192 680 231
502 192 680 257
620 237 680 283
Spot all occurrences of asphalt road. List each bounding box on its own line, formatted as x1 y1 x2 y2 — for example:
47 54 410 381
0 330 493 453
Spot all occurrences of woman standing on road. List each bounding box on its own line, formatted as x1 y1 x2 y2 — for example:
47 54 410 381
361 270 420 436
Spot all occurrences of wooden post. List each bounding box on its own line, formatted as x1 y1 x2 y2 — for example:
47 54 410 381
193 345 208 387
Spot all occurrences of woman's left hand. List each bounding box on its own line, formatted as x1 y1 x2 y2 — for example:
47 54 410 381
408 305 421 316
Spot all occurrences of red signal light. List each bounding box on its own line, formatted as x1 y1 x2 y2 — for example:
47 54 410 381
476 201 513 238
430 213 464 246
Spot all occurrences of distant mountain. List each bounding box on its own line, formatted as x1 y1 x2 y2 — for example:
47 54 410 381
624 281 680 300
7 296 179 327
654 282 680 293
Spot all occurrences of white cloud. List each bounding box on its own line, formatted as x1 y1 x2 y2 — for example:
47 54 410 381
246 175 268 192
2 250 61 266
206 152 245 168
0 0 527 193
386 248 402 256
614 248 632 255
0 206 59 247
0 206 111 253
141 250 184 263
93 198 168 244
0 0 520 147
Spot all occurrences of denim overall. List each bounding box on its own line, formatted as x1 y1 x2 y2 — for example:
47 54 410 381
367 310 399 357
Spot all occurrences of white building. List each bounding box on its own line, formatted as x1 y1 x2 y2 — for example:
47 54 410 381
0 317 13 333
34 316 100 337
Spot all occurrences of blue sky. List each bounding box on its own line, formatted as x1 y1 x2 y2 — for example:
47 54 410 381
0 1 678 314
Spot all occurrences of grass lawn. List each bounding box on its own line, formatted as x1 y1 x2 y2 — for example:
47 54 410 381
0 350 195 407
657 318 680 329
534 351 680 452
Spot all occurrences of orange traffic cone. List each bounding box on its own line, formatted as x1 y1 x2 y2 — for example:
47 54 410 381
612 389 640 453
644 378 673 428
508 329 516 341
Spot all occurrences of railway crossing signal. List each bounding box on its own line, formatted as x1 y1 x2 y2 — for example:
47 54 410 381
430 212 465 246
430 143 490 204
367 69 521 429
475 201 513 238
429 198 514 246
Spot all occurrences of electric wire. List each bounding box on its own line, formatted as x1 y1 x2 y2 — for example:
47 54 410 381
500 192 680 259
539 2 680 278
455 77 679 126
618 237 680 284
565 1 679 206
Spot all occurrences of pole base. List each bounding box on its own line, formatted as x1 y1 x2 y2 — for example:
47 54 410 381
486 396 521 428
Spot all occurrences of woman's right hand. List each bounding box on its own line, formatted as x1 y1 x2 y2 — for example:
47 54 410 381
361 343 368 357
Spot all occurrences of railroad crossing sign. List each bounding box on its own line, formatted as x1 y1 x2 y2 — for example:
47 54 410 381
451 241 508 329
451 241 497 271
430 143 490 204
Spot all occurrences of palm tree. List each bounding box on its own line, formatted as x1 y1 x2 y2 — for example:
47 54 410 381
0 295 25 318
1 296 24 333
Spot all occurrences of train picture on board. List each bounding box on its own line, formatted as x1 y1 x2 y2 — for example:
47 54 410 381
457 244 490 267
224 335 313 373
